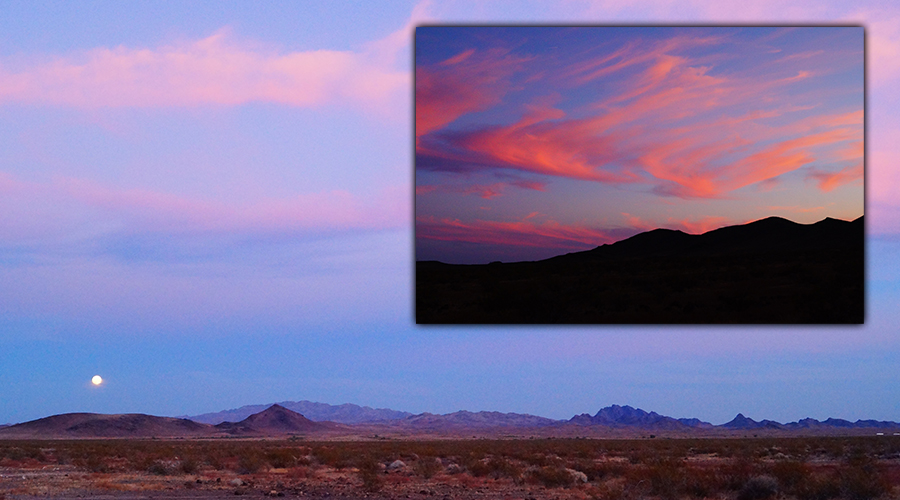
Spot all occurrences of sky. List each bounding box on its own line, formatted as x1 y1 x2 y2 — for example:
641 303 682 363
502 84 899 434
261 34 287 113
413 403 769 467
1 0 899 427
416 26 863 263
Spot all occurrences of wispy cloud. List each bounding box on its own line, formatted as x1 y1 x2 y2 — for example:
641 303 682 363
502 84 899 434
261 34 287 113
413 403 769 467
416 215 622 250
0 172 408 261
0 28 408 111
416 179 546 199
419 31 861 199
415 47 529 145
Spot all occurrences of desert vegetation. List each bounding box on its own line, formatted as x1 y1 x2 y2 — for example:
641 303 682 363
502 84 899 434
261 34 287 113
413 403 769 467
1 436 899 499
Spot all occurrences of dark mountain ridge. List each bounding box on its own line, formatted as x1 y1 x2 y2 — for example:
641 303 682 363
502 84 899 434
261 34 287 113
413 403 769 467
550 215 863 263
417 215 864 323
569 404 714 430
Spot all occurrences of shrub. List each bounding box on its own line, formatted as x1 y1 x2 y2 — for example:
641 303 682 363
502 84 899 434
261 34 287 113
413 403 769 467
645 458 684 499
147 460 171 475
840 459 890 500
795 472 840 500
356 458 383 492
527 465 575 488
180 457 199 474
265 448 295 468
738 475 778 500
237 452 266 474
413 457 442 479
771 459 810 493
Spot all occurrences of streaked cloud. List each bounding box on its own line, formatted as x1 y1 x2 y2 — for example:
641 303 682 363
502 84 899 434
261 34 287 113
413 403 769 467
415 179 546 199
0 172 408 261
415 47 528 145
416 215 622 251
0 28 407 111
419 30 861 200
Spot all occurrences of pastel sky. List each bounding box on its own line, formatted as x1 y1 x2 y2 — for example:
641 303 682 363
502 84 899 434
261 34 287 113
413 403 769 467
416 26 864 263
1 1 899 427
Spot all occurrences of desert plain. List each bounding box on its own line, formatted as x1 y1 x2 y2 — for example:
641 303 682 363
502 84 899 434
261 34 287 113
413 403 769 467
3 434 900 500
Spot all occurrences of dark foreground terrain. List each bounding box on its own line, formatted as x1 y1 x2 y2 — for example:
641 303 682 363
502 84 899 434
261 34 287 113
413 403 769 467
417 216 864 324
3 436 900 500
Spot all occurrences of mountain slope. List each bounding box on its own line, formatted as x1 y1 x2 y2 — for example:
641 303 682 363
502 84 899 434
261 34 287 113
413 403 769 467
0 413 212 438
569 405 712 430
392 410 559 430
418 215 864 324
214 404 336 435
191 400 412 424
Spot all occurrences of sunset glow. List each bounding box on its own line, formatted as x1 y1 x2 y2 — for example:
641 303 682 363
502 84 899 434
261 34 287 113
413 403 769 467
416 27 863 263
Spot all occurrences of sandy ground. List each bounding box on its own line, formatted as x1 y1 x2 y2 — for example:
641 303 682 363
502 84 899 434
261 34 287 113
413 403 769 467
1 464 597 500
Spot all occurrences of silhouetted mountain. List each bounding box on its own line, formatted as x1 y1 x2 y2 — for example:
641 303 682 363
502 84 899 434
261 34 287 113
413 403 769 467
418 216 864 323
569 405 712 430
190 400 412 425
214 404 334 435
722 413 785 430
0 413 212 438
554 215 863 262
678 418 715 429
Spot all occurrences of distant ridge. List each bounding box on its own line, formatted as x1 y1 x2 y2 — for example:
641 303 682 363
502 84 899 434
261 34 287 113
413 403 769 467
569 404 713 430
214 404 337 435
722 413 900 431
0 413 211 438
559 215 864 262
3 401 897 438
190 400 413 425
393 410 559 430
418 215 864 323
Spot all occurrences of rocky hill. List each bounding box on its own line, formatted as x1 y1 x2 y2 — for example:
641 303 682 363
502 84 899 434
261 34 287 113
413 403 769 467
190 400 412 424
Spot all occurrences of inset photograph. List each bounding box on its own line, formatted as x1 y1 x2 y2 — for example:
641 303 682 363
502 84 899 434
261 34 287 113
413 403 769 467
415 26 863 324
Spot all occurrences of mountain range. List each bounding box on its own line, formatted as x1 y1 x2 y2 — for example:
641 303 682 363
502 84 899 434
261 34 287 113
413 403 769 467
2 401 896 439
188 400 412 425
0 404 345 439
417 215 864 324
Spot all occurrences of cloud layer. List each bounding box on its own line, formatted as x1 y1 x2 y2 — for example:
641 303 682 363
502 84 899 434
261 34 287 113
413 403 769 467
0 29 407 110
416 27 865 261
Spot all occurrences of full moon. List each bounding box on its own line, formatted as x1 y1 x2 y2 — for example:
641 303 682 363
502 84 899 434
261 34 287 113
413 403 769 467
91 375 103 386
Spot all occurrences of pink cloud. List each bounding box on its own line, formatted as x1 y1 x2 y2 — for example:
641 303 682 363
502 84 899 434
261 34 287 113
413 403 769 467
454 102 638 183
0 172 408 248
423 32 860 199
0 28 408 110
807 163 864 192
670 216 733 234
621 212 733 234
416 215 618 250
415 48 528 143
415 180 547 199
718 127 860 191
